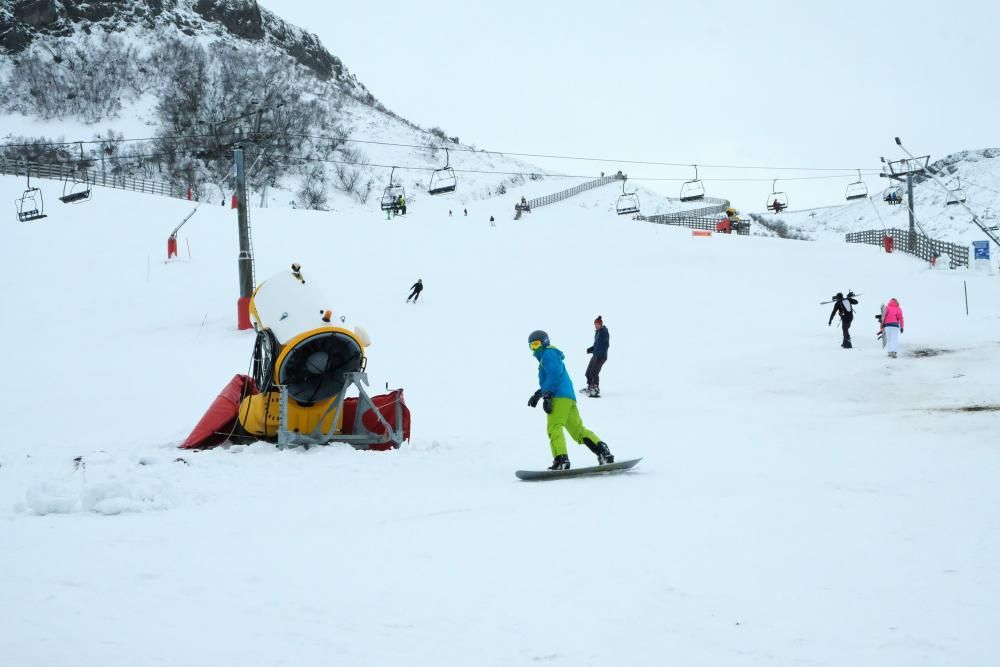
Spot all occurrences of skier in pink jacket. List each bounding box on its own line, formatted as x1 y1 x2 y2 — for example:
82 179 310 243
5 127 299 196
881 298 904 358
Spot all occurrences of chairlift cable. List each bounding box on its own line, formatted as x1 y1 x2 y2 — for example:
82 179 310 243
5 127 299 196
0 133 880 176
13 149 883 186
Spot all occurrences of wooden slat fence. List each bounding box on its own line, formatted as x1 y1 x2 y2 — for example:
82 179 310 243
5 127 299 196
526 174 624 210
0 158 186 200
845 228 969 268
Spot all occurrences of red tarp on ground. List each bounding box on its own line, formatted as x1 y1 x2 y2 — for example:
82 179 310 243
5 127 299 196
340 389 411 450
181 378 409 450
180 374 257 449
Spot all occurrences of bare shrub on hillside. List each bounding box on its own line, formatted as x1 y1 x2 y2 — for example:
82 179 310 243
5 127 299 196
0 136 71 164
334 146 368 196
0 33 147 122
750 214 812 240
355 178 374 204
297 164 329 210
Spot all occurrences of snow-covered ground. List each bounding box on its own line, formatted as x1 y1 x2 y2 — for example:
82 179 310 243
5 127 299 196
1 172 998 667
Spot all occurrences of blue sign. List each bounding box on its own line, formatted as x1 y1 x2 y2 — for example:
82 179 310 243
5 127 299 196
972 240 990 260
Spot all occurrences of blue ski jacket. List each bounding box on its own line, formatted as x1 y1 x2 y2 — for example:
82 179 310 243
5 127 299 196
533 346 576 400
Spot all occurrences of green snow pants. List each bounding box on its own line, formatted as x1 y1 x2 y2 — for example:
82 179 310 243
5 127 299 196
546 397 601 458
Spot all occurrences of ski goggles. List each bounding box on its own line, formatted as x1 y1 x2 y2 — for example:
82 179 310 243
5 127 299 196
528 339 544 351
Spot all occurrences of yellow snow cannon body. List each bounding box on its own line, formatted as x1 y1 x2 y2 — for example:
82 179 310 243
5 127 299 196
237 268 371 441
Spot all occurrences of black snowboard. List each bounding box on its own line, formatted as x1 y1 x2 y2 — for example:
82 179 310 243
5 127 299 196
515 458 642 481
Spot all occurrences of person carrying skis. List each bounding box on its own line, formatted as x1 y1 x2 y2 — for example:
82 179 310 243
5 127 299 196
406 279 423 303
881 298 904 358
527 330 614 470
828 291 858 348
585 315 610 396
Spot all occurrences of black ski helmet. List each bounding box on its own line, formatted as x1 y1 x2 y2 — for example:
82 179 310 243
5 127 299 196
528 330 550 348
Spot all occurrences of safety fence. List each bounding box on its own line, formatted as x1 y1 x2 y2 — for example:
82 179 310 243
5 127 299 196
845 228 969 268
637 197 750 235
0 158 186 199
526 174 625 210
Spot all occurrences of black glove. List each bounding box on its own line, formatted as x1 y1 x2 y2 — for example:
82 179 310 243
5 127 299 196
900 328 904 334
586 346 594 353
527 389 543 408
542 392 554 414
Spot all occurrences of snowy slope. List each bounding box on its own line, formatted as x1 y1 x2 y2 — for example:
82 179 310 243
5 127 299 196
1 174 999 667
753 148 1000 252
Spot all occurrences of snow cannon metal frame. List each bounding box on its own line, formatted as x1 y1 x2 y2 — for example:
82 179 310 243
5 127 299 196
275 371 406 450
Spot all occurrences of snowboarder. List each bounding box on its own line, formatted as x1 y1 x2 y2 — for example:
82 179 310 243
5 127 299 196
527 330 614 470
881 298 904 358
828 291 858 348
463 208 468 216
490 215 495 227
585 315 609 396
406 279 423 303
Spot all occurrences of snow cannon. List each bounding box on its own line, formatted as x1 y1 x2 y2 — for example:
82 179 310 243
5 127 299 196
181 266 410 451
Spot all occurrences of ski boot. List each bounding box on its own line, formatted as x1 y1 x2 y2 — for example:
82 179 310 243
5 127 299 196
588 385 601 398
548 454 570 471
583 438 614 465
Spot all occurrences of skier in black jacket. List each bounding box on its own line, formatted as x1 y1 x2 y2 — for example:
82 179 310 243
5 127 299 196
585 315 610 396
406 279 423 303
828 291 858 348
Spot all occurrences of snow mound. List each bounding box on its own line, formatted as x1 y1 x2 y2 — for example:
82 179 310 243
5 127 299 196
24 465 176 517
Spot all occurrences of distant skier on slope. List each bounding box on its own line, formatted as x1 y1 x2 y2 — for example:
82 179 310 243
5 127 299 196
585 315 610 397
880 298 904 358
828 291 858 348
527 330 614 470
406 279 423 303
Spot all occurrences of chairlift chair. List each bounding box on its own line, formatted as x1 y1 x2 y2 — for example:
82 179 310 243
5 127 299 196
59 143 93 204
946 177 967 205
15 164 47 222
428 147 457 196
845 169 868 201
679 165 705 203
380 166 406 211
616 177 640 215
883 186 903 205
766 179 788 212
59 172 92 204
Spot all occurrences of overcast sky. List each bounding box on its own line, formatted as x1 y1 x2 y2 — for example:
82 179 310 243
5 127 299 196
259 0 997 211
